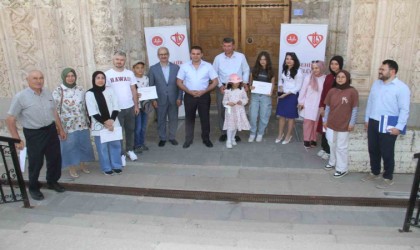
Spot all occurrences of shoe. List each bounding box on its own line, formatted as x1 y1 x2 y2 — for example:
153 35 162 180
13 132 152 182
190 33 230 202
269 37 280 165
80 165 90 174
47 182 65 193
121 155 126 167
324 164 334 171
219 134 227 142
376 178 394 189
169 139 178 146
113 169 122 175
134 147 143 154
333 171 348 178
304 141 311 149
232 139 237 146
235 135 241 142
275 134 284 143
317 150 326 157
140 145 149 151
361 173 380 182
310 141 317 147
256 135 263 142
103 171 114 176
183 141 192 148
203 140 213 148
226 141 232 149
127 150 138 161
158 140 166 147
248 134 255 142
282 136 292 144
69 168 79 178
321 153 330 160
29 189 44 200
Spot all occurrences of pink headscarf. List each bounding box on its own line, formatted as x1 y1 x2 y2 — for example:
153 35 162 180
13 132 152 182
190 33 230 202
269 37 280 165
309 60 326 91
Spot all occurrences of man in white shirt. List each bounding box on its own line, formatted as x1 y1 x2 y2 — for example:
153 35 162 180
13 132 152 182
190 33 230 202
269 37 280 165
177 46 218 148
213 37 250 142
105 50 139 164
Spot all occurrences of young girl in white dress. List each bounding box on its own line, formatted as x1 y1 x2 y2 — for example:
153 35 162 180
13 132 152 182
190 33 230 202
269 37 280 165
222 73 251 148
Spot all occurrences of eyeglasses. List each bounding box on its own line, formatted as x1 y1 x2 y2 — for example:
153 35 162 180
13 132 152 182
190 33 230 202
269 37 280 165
312 60 320 63
158 53 169 56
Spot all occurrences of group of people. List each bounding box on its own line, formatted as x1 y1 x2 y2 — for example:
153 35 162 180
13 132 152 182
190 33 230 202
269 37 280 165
5 37 411 201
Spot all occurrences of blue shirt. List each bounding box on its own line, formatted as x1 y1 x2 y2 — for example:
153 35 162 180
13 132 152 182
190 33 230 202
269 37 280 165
364 77 410 131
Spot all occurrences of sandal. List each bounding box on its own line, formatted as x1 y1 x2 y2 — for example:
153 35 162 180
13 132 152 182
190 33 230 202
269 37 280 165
69 167 79 178
80 164 90 174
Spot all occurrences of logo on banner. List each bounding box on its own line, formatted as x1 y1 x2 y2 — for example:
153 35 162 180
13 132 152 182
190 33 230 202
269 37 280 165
286 33 299 45
171 32 185 47
307 32 323 48
151 35 164 47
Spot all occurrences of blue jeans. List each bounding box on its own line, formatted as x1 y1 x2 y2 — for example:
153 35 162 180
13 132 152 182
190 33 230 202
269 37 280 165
94 136 122 172
249 93 272 136
134 110 148 148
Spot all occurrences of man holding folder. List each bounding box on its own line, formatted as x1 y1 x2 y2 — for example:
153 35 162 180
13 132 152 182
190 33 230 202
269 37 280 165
362 59 411 189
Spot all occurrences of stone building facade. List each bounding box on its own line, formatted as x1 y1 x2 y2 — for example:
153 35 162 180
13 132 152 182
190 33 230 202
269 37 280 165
0 0 419 172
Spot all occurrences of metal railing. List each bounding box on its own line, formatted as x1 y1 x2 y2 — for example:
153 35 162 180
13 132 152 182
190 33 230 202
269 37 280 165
0 136 30 208
400 152 420 232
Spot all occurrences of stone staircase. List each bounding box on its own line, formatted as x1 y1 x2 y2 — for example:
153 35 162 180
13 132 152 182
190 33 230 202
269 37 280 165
1 191 419 250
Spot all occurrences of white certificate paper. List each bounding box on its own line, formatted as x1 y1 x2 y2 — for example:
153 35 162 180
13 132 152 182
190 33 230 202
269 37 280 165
251 80 272 95
19 147 27 173
100 126 123 143
138 86 158 101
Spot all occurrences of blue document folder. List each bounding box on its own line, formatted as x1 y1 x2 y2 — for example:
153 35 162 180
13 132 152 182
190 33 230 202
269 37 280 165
379 115 406 135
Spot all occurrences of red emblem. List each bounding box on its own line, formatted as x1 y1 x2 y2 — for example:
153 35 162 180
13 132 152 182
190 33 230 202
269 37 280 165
171 32 185 47
307 32 324 48
286 34 298 45
152 36 163 46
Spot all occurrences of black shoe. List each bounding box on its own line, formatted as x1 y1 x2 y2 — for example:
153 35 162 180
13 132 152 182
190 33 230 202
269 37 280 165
47 182 65 193
169 139 178 146
183 141 192 148
134 147 143 154
304 141 311 149
29 189 44 200
219 134 227 142
158 140 166 147
310 141 317 147
203 140 213 148
113 169 123 175
103 171 114 176
235 135 241 142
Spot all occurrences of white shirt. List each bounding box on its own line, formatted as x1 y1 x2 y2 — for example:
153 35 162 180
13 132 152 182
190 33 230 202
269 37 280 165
213 51 250 87
105 68 136 109
177 60 218 91
279 68 303 94
85 87 121 136
135 75 149 88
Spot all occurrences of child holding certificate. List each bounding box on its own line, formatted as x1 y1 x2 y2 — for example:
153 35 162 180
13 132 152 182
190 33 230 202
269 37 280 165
248 51 275 142
223 74 251 148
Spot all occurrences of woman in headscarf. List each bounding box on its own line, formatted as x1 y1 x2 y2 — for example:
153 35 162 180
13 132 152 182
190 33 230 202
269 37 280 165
52 68 94 178
298 60 326 149
85 71 123 175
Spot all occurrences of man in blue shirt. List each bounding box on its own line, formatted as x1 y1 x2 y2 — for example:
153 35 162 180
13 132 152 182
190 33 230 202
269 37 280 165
362 59 411 189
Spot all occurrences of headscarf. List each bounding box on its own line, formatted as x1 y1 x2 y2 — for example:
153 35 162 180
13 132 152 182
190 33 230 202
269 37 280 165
329 55 344 76
88 71 110 120
61 68 77 89
309 61 326 91
335 70 352 90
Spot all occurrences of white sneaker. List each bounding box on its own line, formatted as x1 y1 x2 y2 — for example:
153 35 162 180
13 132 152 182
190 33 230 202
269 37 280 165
248 134 255 142
121 155 126 167
256 134 263 142
226 141 232 149
321 153 330 160
317 150 326 157
232 139 237 146
127 150 138 161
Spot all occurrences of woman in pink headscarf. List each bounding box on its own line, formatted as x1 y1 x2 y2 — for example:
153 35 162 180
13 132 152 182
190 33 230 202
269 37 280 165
298 60 326 149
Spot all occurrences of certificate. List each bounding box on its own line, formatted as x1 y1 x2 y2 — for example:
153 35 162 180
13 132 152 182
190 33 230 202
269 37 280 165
100 126 123 143
19 147 27 173
138 86 158 101
251 80 272 95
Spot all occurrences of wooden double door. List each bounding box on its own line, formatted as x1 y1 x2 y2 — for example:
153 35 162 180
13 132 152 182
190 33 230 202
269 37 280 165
190 0 291 77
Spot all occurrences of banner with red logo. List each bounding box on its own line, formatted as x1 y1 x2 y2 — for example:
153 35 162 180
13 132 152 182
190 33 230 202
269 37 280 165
144 25 190 67
279 24 328 79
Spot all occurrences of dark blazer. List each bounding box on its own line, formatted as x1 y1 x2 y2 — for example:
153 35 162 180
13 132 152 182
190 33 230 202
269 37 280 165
148 62 182 106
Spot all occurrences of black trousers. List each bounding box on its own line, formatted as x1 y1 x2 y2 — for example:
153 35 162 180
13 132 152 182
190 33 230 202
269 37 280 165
23 123 62 191
321 133 330 154
367 118 397 180
184 92 211 143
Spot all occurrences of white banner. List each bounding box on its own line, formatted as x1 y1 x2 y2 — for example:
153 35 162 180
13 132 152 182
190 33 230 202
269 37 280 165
278 24 328 79
144 25 190 66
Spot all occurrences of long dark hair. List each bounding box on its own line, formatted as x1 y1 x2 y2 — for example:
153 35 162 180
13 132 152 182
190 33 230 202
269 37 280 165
252 51 274 80
282 52 300 79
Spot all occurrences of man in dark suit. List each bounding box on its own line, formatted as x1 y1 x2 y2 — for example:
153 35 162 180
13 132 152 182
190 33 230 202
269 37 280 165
149 47 182 147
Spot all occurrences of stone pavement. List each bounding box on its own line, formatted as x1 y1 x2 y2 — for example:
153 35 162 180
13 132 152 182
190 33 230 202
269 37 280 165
23 109 416 199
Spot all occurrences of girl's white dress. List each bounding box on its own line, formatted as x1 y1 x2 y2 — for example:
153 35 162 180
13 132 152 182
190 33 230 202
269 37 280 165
222 88 251 131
